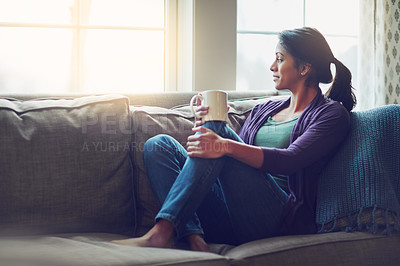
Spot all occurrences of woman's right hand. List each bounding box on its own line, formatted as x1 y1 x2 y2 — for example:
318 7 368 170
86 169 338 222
194 94 209 127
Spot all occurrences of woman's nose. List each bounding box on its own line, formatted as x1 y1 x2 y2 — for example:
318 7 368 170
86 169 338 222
269 61 276 72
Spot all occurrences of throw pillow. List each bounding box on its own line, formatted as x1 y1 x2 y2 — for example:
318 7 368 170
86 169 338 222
0 95 135 236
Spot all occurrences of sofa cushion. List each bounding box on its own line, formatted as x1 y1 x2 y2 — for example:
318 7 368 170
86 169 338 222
0 233 230 266
0 95 135 236
130 96 276 236
219 231 400 266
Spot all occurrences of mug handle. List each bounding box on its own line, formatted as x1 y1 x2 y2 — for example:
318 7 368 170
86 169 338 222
190 94 204 119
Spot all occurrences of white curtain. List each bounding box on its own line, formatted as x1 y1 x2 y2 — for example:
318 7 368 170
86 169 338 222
358 0 400 110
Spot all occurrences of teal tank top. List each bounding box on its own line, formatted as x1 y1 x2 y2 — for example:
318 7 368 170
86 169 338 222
254 116 298 192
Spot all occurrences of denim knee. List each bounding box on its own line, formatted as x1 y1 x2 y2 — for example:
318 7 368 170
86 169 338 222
143 134 180 159
144 133 168 149
143 134 178 159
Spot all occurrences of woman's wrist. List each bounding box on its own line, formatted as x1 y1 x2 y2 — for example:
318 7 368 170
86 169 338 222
224 139 235 156
222 139 264 169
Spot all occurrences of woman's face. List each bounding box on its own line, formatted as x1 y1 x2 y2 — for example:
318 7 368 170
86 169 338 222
270 43 302 91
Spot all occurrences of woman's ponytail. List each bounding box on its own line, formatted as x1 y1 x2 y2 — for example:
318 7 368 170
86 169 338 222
325 58 357 112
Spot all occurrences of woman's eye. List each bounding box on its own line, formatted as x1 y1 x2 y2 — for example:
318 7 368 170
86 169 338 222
276 58 283 63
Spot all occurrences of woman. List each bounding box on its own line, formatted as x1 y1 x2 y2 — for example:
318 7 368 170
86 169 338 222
113 27 356 251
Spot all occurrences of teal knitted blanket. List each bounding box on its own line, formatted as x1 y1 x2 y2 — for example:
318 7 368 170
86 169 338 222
316 104 400 234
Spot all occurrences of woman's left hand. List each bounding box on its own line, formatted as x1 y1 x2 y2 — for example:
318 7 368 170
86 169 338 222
187 127 228 158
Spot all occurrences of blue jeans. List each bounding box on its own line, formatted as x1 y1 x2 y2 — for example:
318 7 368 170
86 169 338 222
143 121 288 245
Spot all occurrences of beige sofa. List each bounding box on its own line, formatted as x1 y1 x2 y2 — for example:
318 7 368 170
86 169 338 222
0 91 399 266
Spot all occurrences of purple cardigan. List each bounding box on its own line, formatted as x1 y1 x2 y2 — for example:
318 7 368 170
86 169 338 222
238 90 350 235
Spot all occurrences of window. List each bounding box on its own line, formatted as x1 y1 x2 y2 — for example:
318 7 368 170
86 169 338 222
0 0 166 94
237 0 359 92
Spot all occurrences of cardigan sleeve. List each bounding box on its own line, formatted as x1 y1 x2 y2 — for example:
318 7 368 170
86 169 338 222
259 102 350 175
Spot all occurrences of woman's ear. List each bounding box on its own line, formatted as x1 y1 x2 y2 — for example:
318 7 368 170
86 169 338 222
300 63 311 76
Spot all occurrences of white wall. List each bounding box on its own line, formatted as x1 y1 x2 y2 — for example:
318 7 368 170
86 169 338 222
192 0 236 91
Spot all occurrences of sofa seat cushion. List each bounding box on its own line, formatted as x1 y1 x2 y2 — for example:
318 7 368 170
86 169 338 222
0 233 229 266
219 231 400 266
0 95 135 236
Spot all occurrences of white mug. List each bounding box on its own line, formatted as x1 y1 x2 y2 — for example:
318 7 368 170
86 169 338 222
190 90 228 122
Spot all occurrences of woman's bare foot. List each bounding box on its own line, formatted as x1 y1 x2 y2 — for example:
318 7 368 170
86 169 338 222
187 234 210 252
112 219 174 249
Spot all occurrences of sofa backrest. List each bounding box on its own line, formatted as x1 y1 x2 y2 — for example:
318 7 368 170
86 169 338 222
0 91 283 237
0 95 135 236
2 90 277 109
